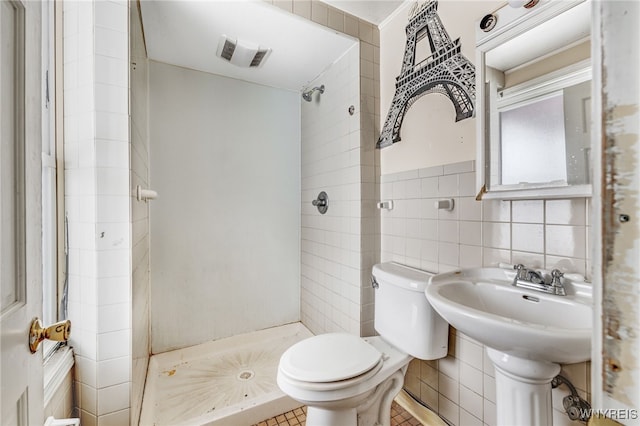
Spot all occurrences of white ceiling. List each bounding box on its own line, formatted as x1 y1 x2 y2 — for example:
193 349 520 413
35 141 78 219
140 0 361 92
322 0 406 25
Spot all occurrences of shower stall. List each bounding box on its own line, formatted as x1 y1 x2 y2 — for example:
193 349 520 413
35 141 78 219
131 1 379 424
147 59 302 353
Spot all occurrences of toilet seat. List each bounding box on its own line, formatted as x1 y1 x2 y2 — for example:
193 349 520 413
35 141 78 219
279 333 382 388
279 359 384 391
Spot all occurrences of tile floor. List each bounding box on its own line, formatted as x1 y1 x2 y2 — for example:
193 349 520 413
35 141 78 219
253 401 423 426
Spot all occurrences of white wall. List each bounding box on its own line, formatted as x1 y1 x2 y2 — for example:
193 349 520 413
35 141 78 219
300 44 363 336
379 1 502 175
267 0 379 338
148 61 301 353
64 2 131 425
129 2 149 424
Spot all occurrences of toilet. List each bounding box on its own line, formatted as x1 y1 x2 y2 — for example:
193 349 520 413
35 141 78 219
277 262 449 426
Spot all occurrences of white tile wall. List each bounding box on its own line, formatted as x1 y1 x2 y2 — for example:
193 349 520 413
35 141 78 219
380 161 591 426
300 44 363 336
270 0 379 338
64 1 131 425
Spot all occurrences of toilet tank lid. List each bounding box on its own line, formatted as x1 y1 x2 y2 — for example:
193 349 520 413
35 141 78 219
372 262 435 292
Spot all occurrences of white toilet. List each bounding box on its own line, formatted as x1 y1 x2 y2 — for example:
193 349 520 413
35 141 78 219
277 262 449 426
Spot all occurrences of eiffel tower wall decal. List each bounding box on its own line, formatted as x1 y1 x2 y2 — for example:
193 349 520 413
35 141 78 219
377 1 476 149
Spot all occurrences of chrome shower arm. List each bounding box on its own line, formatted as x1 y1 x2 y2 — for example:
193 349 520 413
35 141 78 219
302 84 325 102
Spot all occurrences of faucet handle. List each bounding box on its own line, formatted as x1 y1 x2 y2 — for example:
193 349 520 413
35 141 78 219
551 269 564 282
513 264 528 280
550 269 566 295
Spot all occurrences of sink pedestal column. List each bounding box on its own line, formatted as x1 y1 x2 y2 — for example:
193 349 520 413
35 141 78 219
487 348 561 426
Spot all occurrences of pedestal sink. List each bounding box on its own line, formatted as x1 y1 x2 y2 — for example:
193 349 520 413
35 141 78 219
426 267 592 426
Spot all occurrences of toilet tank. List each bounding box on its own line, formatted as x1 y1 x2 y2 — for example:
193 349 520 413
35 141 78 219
372 262 448 360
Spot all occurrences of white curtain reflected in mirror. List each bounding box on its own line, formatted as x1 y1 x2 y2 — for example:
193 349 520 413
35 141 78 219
500 93 566 185
563 80 591 185
498 79 591 187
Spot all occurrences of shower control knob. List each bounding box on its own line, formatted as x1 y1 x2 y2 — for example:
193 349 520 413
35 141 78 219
312 191 329 214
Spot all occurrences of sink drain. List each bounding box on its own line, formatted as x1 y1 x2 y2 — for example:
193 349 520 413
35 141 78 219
237 370 255 381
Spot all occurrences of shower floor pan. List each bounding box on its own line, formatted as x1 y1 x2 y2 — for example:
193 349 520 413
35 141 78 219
139 322 313 426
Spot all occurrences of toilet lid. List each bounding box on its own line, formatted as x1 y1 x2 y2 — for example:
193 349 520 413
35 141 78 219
279 333 382 383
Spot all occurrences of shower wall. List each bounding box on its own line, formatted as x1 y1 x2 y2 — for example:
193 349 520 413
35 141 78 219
265 0 380 341
129 3 149 425
300 44 364 335
148 61 301 353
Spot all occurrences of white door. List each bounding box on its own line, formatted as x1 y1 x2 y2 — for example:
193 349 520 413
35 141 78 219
1 1 44 424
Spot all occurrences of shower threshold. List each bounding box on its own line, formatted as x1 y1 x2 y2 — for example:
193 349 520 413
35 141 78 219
139 322 313 426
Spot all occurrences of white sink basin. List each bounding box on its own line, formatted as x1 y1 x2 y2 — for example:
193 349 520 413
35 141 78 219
426 267 592 364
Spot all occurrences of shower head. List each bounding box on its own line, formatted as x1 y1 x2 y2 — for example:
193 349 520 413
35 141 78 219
302 85 325 102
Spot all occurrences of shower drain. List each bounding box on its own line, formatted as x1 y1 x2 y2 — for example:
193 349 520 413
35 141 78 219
237 370 255 381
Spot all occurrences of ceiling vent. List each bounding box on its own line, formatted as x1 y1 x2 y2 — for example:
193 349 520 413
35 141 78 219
216 35 272 68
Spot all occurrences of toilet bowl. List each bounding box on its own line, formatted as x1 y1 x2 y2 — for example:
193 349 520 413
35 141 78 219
277 334 411 425
277 262 449 426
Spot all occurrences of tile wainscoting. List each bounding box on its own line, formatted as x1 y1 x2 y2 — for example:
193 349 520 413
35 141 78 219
379 160 591 426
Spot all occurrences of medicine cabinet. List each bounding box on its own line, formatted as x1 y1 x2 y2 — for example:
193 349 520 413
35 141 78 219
475 0 592 199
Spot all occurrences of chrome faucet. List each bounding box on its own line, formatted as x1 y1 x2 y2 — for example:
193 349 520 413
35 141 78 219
527 269 545 284
512 264 566 296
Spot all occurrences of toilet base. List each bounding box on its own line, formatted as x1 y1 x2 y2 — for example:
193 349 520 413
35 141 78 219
305 370 406 426
307 406 358 425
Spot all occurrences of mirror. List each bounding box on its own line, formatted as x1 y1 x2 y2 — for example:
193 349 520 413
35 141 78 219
495 62 591 189
476 0 592 199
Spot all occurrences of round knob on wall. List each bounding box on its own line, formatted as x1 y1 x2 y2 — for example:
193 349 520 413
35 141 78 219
312 191 329 214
